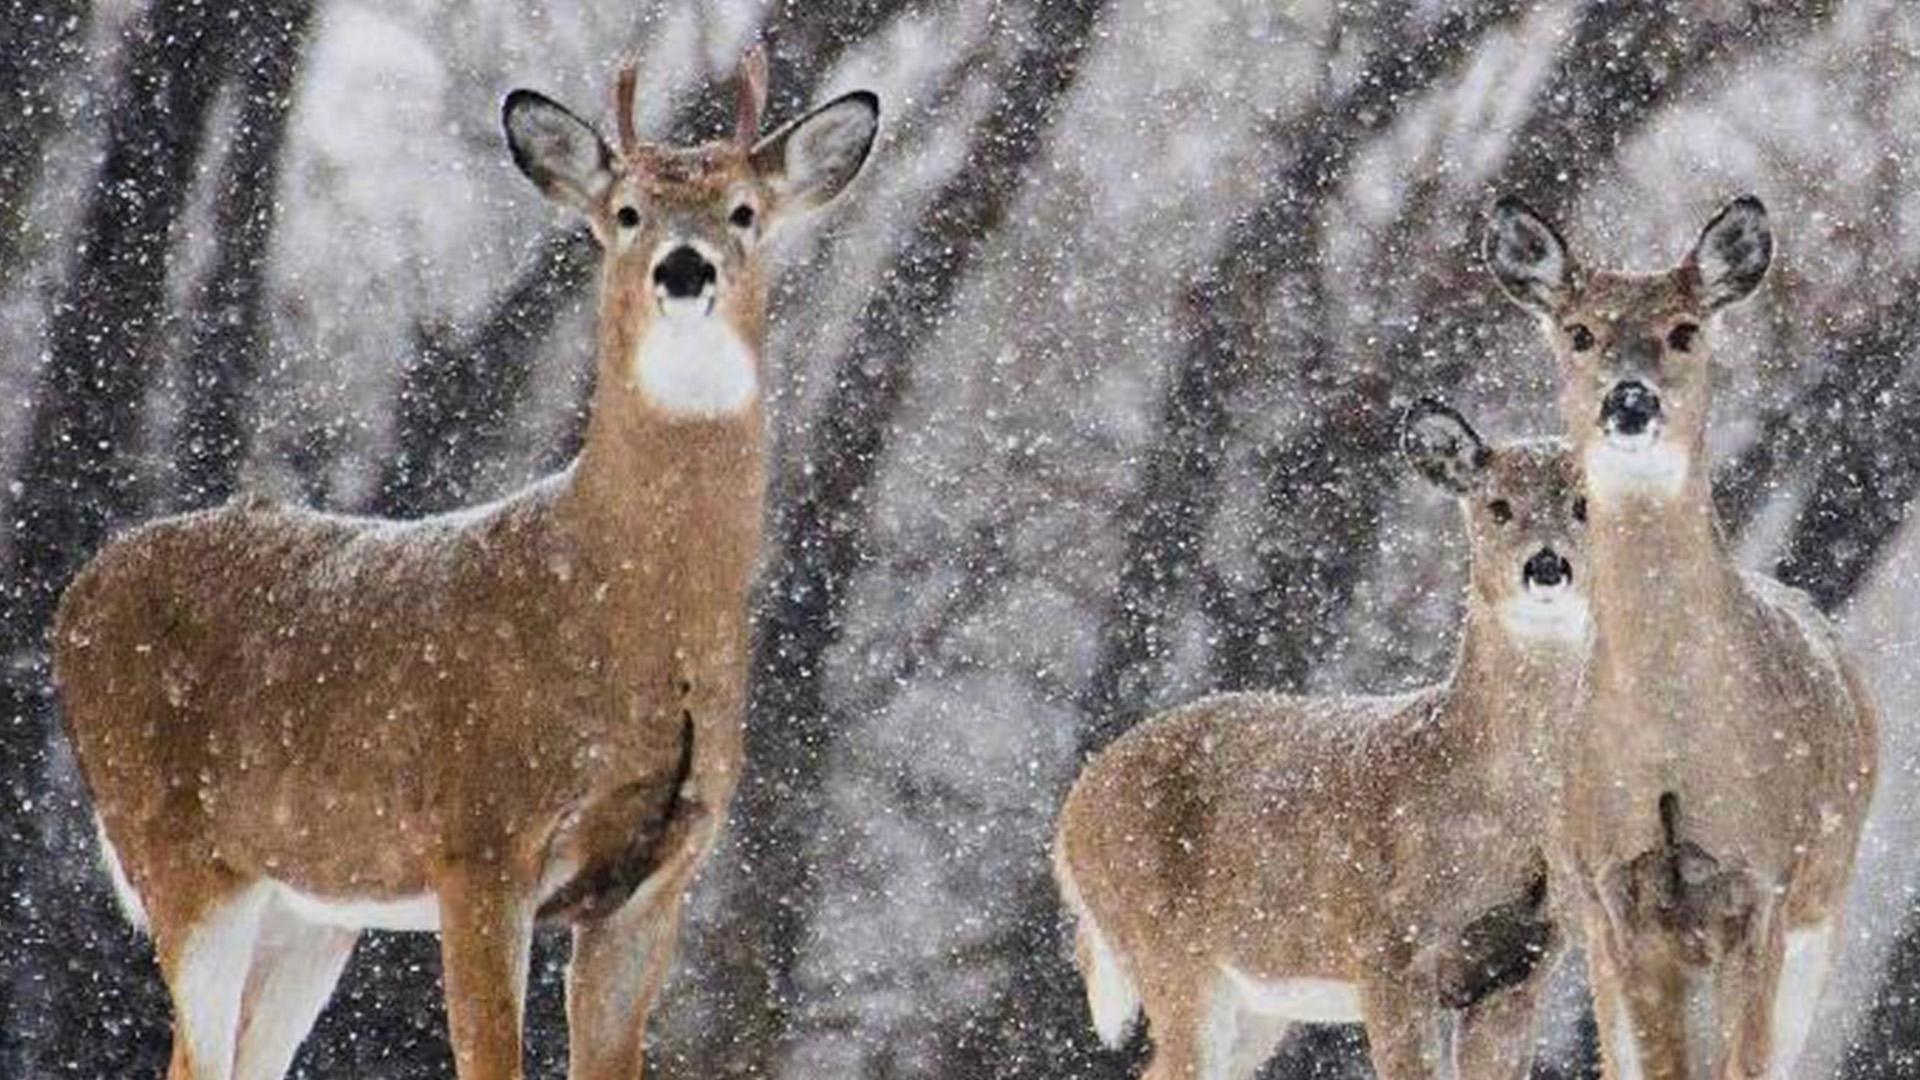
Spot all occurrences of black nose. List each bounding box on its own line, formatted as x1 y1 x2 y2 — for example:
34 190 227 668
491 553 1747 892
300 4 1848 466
1600 380 1661 436
653 246 716 299
1523 547 1571 589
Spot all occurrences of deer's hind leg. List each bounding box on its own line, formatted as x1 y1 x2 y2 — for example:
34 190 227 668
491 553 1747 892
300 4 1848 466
145 867 271 1080
231 897 358 1080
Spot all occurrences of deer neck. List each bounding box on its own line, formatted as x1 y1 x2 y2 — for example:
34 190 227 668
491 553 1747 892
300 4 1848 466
561 281 769 618
1450 602 1587 763
1585 453 1739 679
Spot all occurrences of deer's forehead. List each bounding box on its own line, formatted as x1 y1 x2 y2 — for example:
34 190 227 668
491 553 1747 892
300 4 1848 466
1574 272 1693 323
1487 446 1578 501
624 144 754 202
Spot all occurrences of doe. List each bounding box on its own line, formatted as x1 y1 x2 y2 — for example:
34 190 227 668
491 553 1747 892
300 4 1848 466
1485 195 1878 1079
1054 405 1592 1079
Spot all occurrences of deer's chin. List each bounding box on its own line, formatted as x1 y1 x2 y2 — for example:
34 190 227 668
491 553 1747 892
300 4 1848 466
1585 437 1689 502
1498 588 1591 648
631 313 757 418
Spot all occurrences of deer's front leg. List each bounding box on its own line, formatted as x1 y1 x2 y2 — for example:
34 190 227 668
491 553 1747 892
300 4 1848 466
1359 975 1445 1080
1452 941 1559 1080
437 866 535 1080
1586 907 1692 1080
1714 894 1785 1079
565 806 711 1080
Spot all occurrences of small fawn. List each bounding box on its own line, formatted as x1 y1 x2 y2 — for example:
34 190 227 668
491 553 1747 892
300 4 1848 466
55 50 879 1080
1055 404 1591 1079
1486 195 1878 1079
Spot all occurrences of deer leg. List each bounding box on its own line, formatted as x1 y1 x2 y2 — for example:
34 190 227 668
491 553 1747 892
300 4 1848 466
151 875 271 1080
1712 895 1785 1079
1587 912 1692 1080
1137 978 1207 1080
437 869 534 1080
1757 916 1836 1079
1358 976 1444 1080
565 800 714 1080
230 897 358 1080
1453 965 1549 1080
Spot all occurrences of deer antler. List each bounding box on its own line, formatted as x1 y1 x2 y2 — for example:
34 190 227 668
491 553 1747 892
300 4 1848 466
614 56 640 158
734 43 768 147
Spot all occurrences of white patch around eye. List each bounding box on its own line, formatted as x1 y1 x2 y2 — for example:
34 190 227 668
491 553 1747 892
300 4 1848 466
1499 585 1591 646
631 311 758 418
1584 438 1689 501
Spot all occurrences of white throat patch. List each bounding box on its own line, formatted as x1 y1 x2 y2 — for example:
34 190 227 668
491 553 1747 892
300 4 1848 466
1585 438 1689 502
1499 587 1591 647
631 311 758 418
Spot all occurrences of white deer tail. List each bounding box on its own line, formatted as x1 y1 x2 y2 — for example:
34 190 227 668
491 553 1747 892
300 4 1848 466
1053 842 1140 1048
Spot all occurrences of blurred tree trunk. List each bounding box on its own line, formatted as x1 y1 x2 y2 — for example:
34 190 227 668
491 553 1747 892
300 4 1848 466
702 3 1112 1072
1077 0 1522 754
373 4 908 519
173 0 317 510
0 1 286 1073
0 0 89 282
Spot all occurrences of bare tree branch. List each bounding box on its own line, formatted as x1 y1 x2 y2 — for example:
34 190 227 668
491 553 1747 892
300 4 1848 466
172 1 318 511
713 3 1115 1069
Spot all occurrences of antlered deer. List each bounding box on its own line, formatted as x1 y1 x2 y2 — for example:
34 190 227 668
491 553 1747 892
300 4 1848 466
1055 405 1592 1079
55 49 879 1080
1485 195 1878 1079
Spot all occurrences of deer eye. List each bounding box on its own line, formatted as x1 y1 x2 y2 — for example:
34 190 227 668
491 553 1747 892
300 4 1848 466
1667 322 1699 352
729 203 756 230
1488 499 1513 524
1568 324 1595 352
1572 496 1587 523
615 206 641 230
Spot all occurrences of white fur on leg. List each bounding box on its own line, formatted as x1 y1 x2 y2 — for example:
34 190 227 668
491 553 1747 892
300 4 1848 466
232 900 358 1080
1767 919 1835 1080
1604 985 1647 1080
172 884 270 1080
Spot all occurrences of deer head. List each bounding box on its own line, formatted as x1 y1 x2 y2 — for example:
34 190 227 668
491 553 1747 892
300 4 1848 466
502 48 880 419
1405 400 1590 647
1483 196 1772 503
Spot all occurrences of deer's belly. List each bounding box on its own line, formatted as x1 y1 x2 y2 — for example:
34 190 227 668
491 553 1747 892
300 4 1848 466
274 882 443 932
1220 965 1363 1023
266 847 585 933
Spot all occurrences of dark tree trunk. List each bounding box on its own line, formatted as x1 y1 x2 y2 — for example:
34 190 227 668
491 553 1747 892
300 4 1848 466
0 2 279 1073
173 0 318 510
711 3 1114 1071
0 0 89 281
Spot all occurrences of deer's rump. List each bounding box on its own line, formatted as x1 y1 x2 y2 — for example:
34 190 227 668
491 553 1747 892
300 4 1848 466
55 495 689 911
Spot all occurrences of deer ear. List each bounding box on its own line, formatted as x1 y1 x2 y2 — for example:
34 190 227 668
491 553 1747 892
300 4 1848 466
1684 196 1771 311
1485 195 1578 315
503 89 615 216
751 90 879 214
1404 399 1491 495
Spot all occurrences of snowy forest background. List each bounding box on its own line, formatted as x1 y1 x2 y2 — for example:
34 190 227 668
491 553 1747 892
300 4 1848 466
5 0 1920 1077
